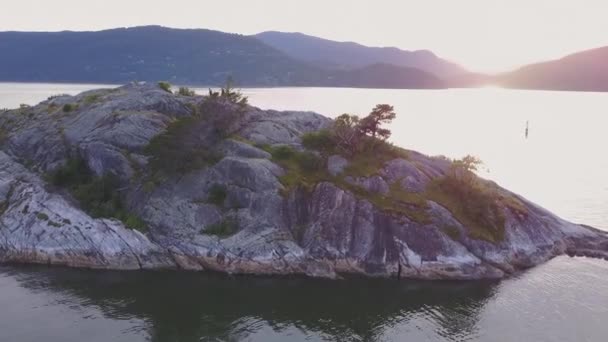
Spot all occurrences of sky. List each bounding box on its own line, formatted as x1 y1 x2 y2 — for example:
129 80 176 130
2 0 608 73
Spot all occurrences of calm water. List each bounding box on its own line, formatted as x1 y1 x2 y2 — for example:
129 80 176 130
1 83 607 341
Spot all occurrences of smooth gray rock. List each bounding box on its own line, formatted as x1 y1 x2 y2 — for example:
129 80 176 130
239 108 331 146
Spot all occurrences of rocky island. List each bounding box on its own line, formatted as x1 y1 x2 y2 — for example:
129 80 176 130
0 83 606 280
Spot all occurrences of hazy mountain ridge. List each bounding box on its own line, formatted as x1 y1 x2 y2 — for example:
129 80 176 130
498 46 608 91
1 26 606 91
255 31 467 78
0 26 443 89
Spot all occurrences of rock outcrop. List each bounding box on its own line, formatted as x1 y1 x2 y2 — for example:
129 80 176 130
0 83 606 280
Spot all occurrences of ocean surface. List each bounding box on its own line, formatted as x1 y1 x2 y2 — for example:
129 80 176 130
1 83 607 342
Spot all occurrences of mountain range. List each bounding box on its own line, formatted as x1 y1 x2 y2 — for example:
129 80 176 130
0 26 443 89
498 46 608 91
254 31 466 79
0 25 606 91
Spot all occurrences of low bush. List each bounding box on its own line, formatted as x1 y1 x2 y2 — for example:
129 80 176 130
49 156 148 232
84 94 101 104
145 116 223 177
63 103 76 112
426 176 512 243
177 87 196 97
207 184 227 206
158 81 172 93
301 129 334 152
36 212 49 221
264 145 325 193
207 77 248 107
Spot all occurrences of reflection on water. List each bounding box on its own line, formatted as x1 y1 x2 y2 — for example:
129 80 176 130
0 265 496 342
2 257 608 342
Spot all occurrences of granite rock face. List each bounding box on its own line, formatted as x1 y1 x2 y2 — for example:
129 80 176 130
0 83 606 280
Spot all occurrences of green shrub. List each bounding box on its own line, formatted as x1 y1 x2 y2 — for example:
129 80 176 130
63 103 76 112
207 184 227 206
36 212 49 221
49 156 147 232
84 94 101 104
301 130 334 152
270 145 296 160
48 221 62 228
145 115 223 176
50 155 93 187
158 81 172 93
202 217 238 237
177 87 196 97
426 176 510 243
123 214 148 232
295 151 324 173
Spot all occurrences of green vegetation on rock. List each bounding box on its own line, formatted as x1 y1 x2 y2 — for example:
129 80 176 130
145 115 223 178
62 103 77 112
158 81 172 93
145 88 247 179
207 184 228 207
177 87 196 97
84 94 101 105
208 77 249 107
36 212 49 221
267 105 525 243
425 156 527 243
49 156 148 232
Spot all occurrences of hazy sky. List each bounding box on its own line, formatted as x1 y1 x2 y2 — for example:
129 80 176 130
2 0 608 72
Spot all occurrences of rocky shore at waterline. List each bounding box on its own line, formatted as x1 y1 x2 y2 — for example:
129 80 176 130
0 83 606 280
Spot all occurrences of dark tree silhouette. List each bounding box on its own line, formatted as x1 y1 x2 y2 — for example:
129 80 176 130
358 104 396 140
